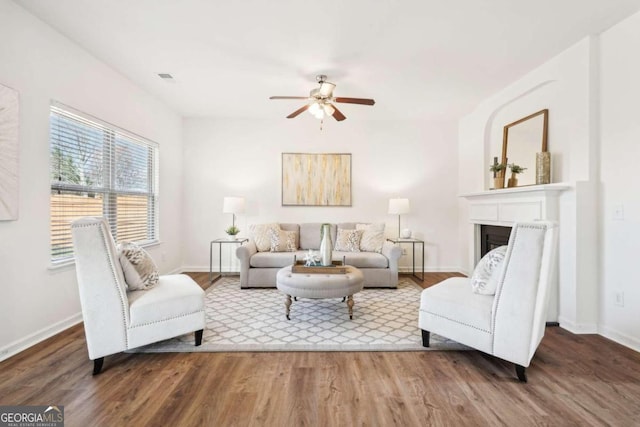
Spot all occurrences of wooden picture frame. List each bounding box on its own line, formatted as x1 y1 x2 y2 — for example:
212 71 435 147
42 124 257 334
281 153 351 206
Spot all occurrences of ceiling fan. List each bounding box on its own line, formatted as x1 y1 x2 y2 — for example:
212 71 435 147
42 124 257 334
269 75 375 122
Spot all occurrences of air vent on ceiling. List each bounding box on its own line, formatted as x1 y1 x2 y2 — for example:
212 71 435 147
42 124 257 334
157 73 174 80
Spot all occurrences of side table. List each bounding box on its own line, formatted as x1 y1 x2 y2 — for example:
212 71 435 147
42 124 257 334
386 238 425 282
209 238 249 283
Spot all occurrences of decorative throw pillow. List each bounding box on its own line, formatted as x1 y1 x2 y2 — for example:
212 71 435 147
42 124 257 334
269 228 297 252
249 223 279 252
117 242 159 291
334 229 364 252
356 223 385 253
470 246 508 295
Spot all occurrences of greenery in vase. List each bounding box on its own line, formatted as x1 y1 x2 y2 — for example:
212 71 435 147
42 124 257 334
225 226 240 235
508 163 527 174
489 163 507 173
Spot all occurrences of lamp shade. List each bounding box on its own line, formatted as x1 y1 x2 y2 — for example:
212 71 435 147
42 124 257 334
223 197 245 214
388 198 410 215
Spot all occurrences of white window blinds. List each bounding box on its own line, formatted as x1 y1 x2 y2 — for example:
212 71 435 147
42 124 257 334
50 103 159 262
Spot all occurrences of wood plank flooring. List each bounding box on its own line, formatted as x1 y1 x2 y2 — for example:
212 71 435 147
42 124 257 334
1 273 639 426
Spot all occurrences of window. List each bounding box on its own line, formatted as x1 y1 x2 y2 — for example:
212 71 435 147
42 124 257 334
50 102 159 263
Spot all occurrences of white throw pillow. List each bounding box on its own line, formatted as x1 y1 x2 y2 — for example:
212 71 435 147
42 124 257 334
118 242 159 290
269 228 297 252
334 229 364 252
470 246 507 295
249 223 279 252
356 223 385 253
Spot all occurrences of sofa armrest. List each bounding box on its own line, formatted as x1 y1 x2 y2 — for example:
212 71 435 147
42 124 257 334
382 240 402 272
236 241 257 287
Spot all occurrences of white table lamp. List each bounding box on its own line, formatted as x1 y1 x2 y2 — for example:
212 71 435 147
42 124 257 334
388 198 410 239
223 197 245 229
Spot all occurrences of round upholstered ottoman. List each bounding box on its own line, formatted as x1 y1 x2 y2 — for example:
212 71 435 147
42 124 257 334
276 265 364 320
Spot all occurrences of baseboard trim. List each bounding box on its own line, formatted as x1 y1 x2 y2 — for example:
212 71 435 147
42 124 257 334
558 316 598 334
0 312 83 363
599 326 640 353
166 267 184 275
180 266 210 273
398 266 462 273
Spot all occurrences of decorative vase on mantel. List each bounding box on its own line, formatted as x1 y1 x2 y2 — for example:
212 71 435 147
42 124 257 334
319 223 333 266
507 172 518 188
536 152 551 185
494 172 505 189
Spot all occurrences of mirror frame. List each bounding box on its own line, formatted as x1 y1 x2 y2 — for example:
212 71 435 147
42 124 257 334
501 109 549 170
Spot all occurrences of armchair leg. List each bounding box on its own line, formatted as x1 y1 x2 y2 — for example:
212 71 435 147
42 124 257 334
93 357 104 375
515 364 527 383
421 329 430 348
195 329 203 346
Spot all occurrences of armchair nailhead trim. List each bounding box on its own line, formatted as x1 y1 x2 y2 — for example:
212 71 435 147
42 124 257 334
73 222 130 348
490 223 547 354
421 310 491 334
128 309 204 329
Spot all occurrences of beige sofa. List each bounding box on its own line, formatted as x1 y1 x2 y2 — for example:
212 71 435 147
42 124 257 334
236 223 402 289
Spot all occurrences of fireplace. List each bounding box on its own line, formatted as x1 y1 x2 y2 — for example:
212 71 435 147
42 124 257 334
480 225 511 257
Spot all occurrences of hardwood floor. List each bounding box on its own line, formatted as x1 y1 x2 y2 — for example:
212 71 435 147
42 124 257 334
1 272 639 426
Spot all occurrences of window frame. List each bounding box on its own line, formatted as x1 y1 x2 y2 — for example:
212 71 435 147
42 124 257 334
49 101 160 265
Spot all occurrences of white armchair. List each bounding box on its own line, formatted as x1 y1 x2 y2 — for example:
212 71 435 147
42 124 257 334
71 217 205 374
419 221 558 382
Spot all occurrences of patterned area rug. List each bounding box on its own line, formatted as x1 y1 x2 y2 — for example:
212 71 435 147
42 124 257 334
131 277 467 353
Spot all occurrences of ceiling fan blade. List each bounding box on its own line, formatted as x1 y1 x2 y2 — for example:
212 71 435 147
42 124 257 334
334 97 375 106
286 104 310 119
331 105 346 121
270 96 309 100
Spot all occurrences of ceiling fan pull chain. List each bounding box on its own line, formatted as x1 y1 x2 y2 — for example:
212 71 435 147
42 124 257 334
320 118 323 131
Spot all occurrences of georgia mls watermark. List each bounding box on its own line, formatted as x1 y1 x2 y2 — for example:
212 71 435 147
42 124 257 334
0 406 64 427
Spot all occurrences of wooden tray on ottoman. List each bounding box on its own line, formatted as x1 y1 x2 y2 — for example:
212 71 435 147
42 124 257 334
292 260 347 274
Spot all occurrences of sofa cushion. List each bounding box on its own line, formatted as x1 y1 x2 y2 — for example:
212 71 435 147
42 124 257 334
299 223 337 249
250 251 300 268
420 277 493 332
334 228 363 252
117 241 159 290
357 223 385 253
470 246 507 295
336 251 389 268
249 223 280 252
279 223 300 248
269 228 297 252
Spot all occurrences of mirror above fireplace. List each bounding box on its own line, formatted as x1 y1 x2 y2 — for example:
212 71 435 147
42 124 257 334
501 109 548 187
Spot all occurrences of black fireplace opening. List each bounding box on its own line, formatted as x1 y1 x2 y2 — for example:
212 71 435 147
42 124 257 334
480 225 511 257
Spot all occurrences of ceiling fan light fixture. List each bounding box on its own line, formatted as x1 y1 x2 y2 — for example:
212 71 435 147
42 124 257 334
270 75 375 122
308 102 325 119
308 102 320 114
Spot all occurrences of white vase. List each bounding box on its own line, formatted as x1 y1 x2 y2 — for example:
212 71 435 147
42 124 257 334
227 234 237 240
401 229 412 239
319 224 333 266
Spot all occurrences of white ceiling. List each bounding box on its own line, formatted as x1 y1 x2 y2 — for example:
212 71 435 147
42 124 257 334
14 0 640 121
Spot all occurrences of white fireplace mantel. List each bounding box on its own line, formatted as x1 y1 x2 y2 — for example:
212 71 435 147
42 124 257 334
460 183 570 227
460 183 570 322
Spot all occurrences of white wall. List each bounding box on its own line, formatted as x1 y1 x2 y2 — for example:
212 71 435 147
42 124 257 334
458 38 600 332
0 0 184 360
182 117 460 273
599 11 640 351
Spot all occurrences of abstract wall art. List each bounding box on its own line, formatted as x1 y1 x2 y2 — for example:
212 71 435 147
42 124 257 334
282 153 351 206
0 83 19 220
